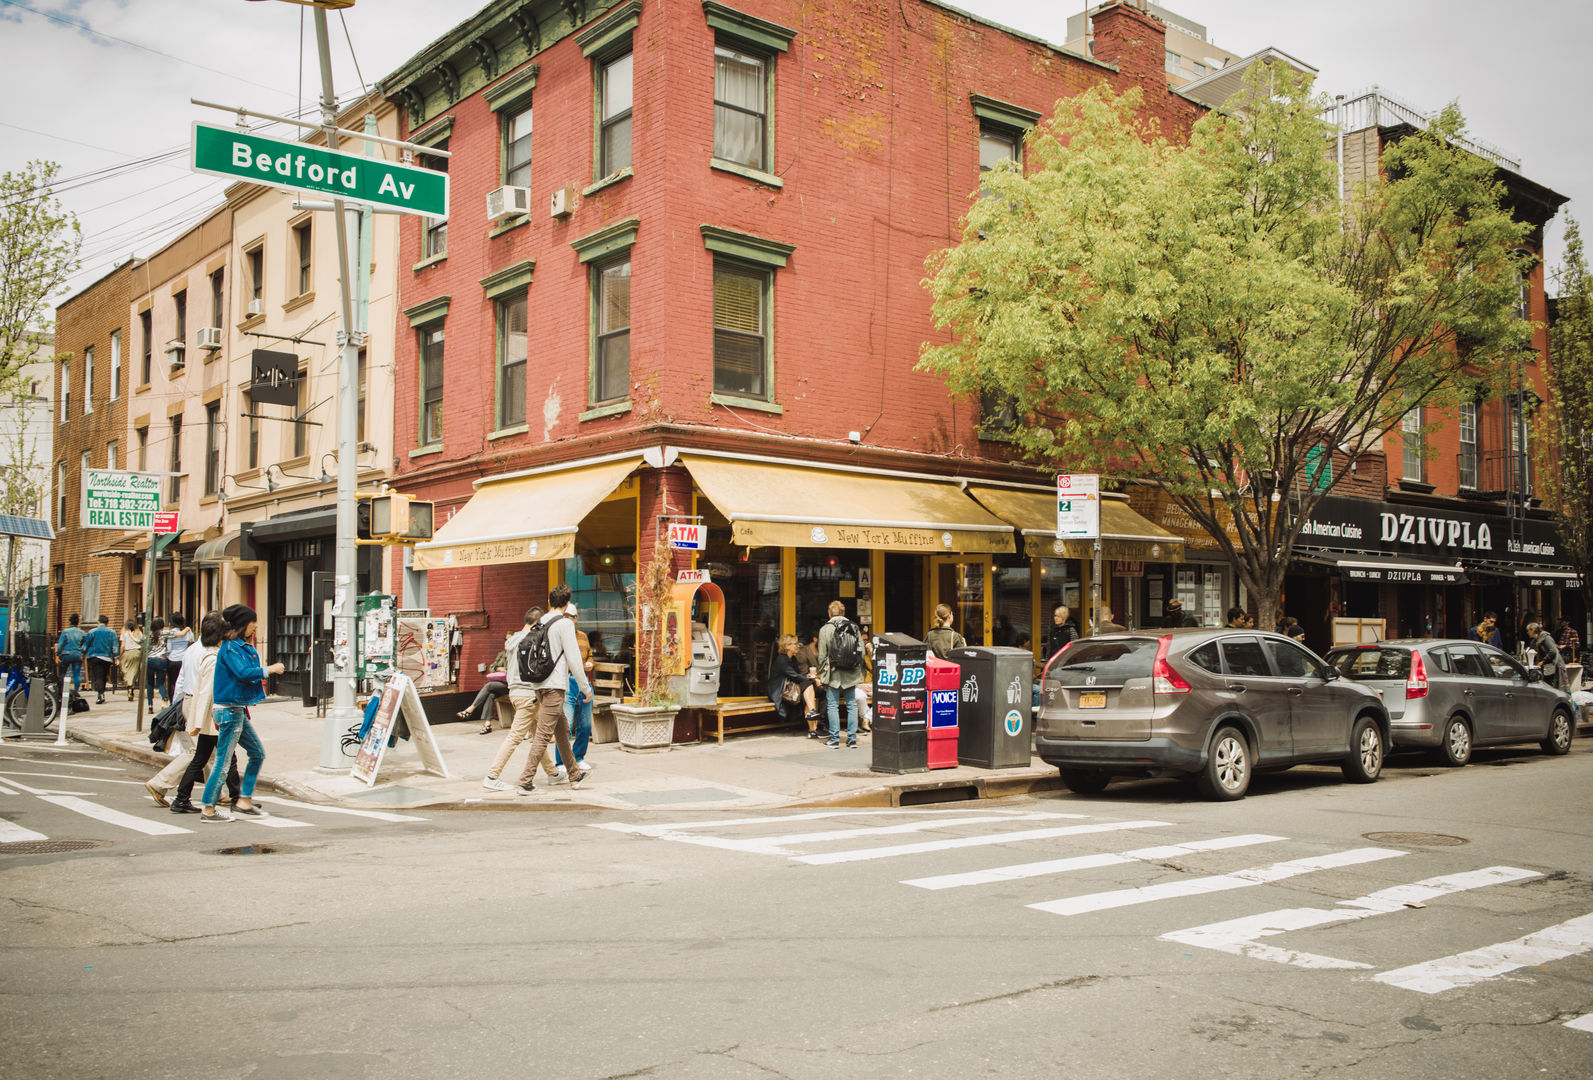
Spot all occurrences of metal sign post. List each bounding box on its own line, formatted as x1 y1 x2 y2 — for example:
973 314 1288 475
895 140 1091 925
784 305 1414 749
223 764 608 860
134 530 181 734
1057 474 1102 635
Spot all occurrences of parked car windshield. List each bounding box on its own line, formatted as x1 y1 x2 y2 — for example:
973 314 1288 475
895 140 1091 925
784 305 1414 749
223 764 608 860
1049 639 1159 687
1327 646 1411 680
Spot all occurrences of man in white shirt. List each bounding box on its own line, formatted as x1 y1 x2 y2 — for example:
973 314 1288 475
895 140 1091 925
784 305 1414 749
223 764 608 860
513 584 593 796
482 607 543 791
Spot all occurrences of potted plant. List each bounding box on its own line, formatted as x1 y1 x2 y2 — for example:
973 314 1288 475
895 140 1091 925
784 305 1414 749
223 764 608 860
612 526 681 752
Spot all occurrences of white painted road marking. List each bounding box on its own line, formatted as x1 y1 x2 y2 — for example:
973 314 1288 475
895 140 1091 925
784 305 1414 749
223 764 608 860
1162 866 1542 970
242 814 316 829
594 808 1061 838
0 771 143 785
0 758 124 771
37 795 192 836
257 797 427 823
645 812 1088 856
1566 1014 1593 1034
1373 912 1593 994
1031 847 1406 917
904 833 1283 891
795 821 1170 866
0 816 49 842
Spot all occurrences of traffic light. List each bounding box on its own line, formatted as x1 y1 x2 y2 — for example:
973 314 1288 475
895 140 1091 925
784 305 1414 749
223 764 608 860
357 495 373 541
369 493 434 541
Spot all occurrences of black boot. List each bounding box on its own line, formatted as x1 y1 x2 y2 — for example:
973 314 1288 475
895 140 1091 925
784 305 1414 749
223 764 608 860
170 798 200 814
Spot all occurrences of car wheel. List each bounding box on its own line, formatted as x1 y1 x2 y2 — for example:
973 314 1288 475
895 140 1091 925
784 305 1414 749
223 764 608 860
1058 768 1111 795
1436 715 1472 767
1342 715 1384 783
1196 725 1251 801
1541 710 1573 756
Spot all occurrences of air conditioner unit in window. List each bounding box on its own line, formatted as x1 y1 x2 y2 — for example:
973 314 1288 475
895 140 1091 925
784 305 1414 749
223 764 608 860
165 341 186 371
486 185 531 221
246 298 263 317
196 326 223 350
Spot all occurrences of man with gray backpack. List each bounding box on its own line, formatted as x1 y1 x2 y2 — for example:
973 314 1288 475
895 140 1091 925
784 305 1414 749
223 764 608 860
817 600 865 748
509 584 592 795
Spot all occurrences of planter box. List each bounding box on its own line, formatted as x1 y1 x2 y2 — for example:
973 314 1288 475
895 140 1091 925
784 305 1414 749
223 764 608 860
612 703 676 753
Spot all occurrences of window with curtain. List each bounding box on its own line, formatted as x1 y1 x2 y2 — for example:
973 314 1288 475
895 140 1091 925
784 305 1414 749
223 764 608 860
713 45 766 170
600 52 633 175
497 295 528 429
505 105 533 188
593 256 630 403
713 260 768 397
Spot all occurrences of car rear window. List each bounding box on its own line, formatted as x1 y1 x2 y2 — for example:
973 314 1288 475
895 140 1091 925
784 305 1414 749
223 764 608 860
1328 647 1410 680
1049 639 1158 687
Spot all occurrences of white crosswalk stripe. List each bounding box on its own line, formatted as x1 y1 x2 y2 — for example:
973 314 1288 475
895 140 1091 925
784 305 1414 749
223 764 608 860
903 833 1283 891
0 816 49 842
795 821 1173 866
38 795 193 836
256 796 427 823
1565 1014 1593 1034
1161 866 1542 970
1029 846 1407 917
1373 912 1593 994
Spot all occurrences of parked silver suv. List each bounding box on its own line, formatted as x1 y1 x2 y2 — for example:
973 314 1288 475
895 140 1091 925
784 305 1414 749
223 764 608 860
1036 629 1389 801
1323 639 1575 766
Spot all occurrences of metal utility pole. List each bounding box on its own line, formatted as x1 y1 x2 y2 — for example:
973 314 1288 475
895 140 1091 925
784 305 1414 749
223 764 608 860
309 4 364 769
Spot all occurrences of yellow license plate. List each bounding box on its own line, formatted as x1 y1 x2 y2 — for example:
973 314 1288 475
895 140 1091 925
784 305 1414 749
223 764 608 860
1078 691 1107 709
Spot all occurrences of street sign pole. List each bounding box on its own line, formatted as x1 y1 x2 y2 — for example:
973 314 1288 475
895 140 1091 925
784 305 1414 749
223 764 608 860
312 4 362 771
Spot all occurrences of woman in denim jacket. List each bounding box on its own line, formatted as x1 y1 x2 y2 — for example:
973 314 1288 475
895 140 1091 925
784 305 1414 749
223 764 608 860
200 604 285 823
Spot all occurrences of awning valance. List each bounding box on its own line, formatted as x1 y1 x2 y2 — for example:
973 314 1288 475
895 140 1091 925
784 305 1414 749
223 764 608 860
195 529 243 564
1515 569 1584 590
682 455 1015 553
1299 553 1467 585
967 485 1185 562
411 456 642 571
88 531 147 558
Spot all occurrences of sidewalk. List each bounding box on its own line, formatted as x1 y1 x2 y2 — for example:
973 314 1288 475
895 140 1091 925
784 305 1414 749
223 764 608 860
54 694 1062 812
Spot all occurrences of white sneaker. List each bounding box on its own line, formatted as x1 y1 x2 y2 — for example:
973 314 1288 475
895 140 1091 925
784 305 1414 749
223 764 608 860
547 767 569 786
576 759 593 772
482 776 508 791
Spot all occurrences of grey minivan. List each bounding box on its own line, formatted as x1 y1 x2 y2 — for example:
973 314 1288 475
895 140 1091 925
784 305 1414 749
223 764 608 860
1323 639 1575 766
1036 629 1389 801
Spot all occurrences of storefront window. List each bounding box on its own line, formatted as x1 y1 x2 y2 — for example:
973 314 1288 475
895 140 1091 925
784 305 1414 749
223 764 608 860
561 557 635 673
796 548 869 644
1038 558 1081 626
991 555 1032 650
702 530 781 696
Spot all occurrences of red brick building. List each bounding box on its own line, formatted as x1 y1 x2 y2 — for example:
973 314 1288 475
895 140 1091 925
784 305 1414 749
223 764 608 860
377 0 1200 697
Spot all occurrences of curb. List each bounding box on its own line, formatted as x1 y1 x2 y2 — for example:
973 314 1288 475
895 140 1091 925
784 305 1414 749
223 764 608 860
64 728 330 806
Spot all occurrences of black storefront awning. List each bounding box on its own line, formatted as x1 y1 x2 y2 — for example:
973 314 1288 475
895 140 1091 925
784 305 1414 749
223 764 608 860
1515 569 1585 590
1300 553 1468 585
247 507 336 545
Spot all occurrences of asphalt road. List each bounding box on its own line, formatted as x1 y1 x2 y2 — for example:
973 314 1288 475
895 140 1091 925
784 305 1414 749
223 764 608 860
4 738 1593 1079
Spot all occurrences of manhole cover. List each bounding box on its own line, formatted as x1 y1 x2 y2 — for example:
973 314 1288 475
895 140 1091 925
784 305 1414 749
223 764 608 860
212 844 297 856
1363 831 1469 847
0 839 115 855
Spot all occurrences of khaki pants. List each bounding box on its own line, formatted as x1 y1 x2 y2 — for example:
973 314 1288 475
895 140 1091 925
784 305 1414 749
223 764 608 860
515 687 576 790
488 692 564 780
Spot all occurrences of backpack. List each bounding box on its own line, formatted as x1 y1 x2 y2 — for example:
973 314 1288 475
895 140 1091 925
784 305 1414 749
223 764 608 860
828 619 863 671
516 614 567 683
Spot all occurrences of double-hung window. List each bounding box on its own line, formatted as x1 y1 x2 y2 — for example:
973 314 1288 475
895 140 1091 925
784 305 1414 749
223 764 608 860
82 346 93 414
496 296 528 429
109 330 121 400
1458 401 1479 489
168 415 182 503
593 257 631 405
204 403 220 496
701 226 793 405
713 47 767 170
505 105 533 189
210 269 224 329
599 53 633 176
59 358 69 421
140 310 152 383
293 222 312 296
419 327 445 446
1401 409 1424 482
292 365 309 458
422 139 449 258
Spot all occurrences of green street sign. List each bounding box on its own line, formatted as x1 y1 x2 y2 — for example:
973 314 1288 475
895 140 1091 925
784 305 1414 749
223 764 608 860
81 469 165 531
190 122 447 217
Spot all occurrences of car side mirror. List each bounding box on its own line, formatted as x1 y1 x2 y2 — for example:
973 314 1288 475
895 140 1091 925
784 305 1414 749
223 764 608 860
1323 668 1339 681
1526 668 1543 684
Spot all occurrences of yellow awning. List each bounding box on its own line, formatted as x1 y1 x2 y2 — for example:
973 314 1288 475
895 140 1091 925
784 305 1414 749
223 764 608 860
967 485 1184 563
410 457 641 571
683 455 1015 554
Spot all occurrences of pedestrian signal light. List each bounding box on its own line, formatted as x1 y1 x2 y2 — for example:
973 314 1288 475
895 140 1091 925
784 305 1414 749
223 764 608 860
369 494 434 541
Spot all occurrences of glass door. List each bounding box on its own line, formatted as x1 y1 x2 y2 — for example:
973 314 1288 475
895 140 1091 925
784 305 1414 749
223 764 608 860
929 556 992 646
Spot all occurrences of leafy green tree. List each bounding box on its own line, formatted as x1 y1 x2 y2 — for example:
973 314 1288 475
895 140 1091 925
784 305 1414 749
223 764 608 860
922 67 1532 631
0 161 81 393
1545 218 1593 620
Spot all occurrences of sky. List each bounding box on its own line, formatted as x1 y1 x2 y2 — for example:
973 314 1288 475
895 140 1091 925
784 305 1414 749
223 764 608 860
4 0 1590 306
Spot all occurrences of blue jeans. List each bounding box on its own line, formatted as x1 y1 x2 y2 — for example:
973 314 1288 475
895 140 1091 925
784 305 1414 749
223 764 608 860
146 657 169 707
826 684 857 742
556 675 593 766
60 657 83 692
203 707 264 807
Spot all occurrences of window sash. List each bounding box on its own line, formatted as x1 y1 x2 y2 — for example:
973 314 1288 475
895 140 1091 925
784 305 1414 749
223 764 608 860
713 47 766 168
169 417 182 503
712 262 768 397
505 107 533 188
175 292 186 340
109 330 121 400
211 271 224 328
140 312 152 382
1401 410 1424 481
83 347 93 414
497 297 528 429
420 328 445 445
296 226 312 295
593 256 631 403
248 249 264 302
600 53 633 175
204 404 220 495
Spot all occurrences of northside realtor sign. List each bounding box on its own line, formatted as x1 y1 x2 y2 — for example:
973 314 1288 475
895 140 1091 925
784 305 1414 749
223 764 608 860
81 469 164 530
190 122 447 217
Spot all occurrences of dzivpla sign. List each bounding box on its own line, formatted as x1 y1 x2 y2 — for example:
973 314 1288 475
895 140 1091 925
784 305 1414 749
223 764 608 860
1299 495 1567 569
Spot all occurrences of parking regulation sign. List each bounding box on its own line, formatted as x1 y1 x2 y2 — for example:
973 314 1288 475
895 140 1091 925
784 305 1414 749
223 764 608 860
81 469 165 530
1056 473 1100 539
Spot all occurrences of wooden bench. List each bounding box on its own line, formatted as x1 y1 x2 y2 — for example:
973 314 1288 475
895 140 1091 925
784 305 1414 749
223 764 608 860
696 696 800 744
589 661 627 744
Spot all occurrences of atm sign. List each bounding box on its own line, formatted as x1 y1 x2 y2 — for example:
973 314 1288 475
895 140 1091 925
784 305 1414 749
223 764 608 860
668 524 706 550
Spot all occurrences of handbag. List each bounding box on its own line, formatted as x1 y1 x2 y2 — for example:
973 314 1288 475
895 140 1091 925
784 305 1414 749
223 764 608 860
781 679 803 704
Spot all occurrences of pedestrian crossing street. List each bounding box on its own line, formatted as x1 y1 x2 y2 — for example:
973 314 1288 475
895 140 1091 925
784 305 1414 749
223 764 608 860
594 807 1593 1033
0 749 426 842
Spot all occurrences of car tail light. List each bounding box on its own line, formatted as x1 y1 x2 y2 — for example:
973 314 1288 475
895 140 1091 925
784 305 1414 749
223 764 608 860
1405 649 1429 699
1039 640 1074 687
1152 635 1190 694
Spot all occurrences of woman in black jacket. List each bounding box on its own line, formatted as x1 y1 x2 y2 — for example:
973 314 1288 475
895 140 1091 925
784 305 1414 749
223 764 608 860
767 633 821 738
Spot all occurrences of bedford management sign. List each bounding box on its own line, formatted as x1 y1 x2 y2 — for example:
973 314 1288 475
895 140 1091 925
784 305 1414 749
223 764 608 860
191 122 447 217
82 469 164 530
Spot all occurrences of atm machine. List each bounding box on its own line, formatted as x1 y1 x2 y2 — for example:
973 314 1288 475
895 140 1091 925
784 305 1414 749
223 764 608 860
667 580 725 707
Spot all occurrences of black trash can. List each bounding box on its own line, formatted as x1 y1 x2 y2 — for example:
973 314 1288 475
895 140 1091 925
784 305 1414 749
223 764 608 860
871 633 928 774
944 645 1034 768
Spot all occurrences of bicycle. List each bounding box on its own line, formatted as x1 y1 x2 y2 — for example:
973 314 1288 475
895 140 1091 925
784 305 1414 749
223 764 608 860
2 653 61 734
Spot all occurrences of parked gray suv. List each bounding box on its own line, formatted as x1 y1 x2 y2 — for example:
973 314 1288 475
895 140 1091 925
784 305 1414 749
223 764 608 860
1036 629 1389 801
1322 639 1575 766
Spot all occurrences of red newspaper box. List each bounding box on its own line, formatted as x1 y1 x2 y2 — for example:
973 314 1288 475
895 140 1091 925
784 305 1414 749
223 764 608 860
926 657 960 769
